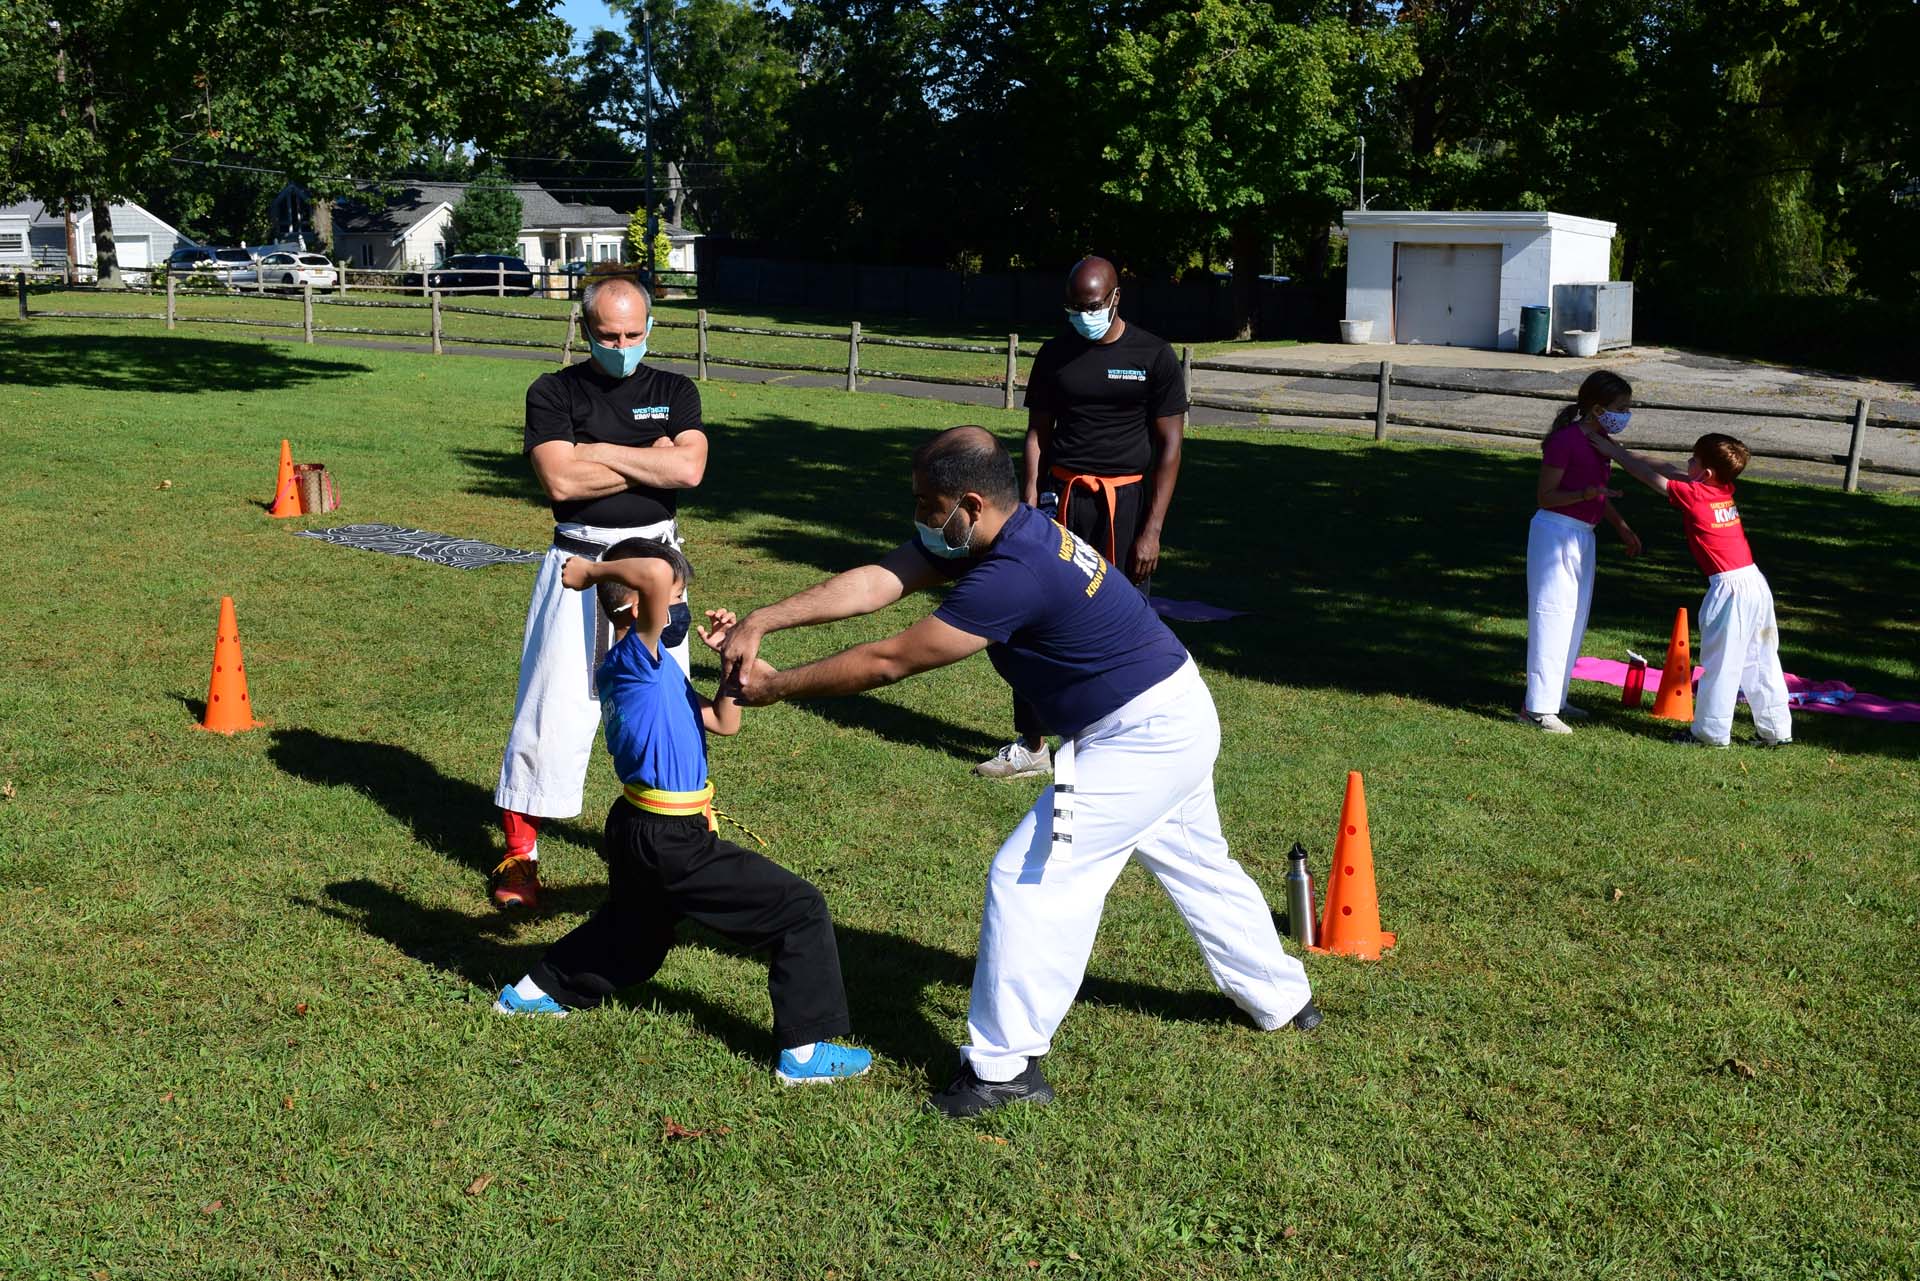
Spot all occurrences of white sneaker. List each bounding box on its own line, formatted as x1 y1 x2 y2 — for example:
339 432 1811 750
1557 705 1590 721
1518 711 1574 734
974 740 1053 779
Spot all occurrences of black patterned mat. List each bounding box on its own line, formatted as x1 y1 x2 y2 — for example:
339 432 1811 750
294 523 543 570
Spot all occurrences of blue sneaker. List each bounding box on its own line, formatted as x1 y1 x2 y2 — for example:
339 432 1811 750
493 985 568 1017
775 1042 872 1085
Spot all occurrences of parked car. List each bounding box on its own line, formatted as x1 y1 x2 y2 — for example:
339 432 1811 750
230 251 338 290
167 246 254 277
414 253 536 295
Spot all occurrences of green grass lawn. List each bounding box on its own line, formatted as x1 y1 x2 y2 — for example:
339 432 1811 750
1 317 1916 1279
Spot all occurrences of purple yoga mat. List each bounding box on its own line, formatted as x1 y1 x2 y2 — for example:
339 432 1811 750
1150 597 1249 622
1572 657 1920 724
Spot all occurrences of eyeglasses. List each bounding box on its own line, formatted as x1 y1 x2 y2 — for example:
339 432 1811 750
1063 289 1117 315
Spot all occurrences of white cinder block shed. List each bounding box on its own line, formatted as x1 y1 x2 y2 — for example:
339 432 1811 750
1341 211 1615 350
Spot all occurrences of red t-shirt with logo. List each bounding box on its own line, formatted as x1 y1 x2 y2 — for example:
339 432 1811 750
1667 478 1755 576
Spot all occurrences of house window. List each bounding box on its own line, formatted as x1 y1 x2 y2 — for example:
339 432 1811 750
0 232 22 253
597 241 616 261
362 244 374 266
433 241 446 266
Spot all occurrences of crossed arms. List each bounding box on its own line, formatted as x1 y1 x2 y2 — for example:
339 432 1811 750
530 432 710 504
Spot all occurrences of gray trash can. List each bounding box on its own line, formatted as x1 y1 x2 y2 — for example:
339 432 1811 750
1519 305 1551 356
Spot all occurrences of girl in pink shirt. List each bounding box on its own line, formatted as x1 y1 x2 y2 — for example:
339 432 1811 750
1522 371 1643 733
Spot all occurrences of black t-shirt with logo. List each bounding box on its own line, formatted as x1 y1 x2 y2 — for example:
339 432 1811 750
1024 323 1186 475
523 359 705 527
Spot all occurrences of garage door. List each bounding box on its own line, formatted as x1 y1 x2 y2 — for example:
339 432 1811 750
1394 243 1499 347
115 235 151 268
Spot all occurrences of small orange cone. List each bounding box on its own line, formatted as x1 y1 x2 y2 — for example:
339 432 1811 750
1309 771 1396 960
268 439 302 518
195 596 264 733
1650 607 1694 722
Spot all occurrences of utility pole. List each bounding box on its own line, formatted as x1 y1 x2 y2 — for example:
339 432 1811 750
1356 135 1368 211
49 21 78 276
642 3 658 282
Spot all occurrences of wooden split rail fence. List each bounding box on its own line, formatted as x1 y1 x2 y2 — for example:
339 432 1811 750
10 270 1913 491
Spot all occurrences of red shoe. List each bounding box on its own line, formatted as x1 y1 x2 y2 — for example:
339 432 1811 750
490 855 540 910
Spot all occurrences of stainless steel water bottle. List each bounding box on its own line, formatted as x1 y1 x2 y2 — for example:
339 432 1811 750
1284 842 1318 949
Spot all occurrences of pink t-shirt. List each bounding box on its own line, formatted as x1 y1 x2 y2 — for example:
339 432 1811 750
1667 477 1755 576
1539 424 1612 526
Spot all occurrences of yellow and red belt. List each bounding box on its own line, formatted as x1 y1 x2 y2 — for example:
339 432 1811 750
1050 465 1144 565
622 780 767 847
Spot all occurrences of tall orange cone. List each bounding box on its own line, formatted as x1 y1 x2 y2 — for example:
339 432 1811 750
1309 771 1396 960
268 438 302 518
195 596 264 733
1650 607 1694 722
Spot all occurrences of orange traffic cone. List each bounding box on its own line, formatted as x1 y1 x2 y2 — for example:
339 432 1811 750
1309 771 1396 960
1650 607 1694 722
268 438 302 518
195 596 263 733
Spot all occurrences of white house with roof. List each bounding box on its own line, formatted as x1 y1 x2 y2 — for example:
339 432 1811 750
332 182 701 272
0 199 191 273
1341 210 1617 350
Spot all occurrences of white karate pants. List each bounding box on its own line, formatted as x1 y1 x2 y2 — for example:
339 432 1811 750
964 659 1314 1081
1694 563 1792 746
1525 510 1598 715
495 519 690 819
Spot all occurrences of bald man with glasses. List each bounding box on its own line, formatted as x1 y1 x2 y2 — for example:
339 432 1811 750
975 255 1189 781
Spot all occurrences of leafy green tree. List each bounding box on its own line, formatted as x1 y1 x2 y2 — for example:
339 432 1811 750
448 172 525 256
1097 3 1417 333
0 0 565 285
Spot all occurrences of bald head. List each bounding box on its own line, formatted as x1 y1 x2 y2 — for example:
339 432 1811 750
1066 256 1118 310
582 274 653 331
912 425 1017 509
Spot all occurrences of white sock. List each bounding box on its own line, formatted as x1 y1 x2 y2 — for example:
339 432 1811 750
784 1042 817 1064
525 844 538 862
512 976 549 1001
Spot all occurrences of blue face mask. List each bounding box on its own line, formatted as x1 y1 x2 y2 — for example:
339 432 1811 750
661 601 691 650
915 503 974 559
1066 306 1113 341
588 318 654 378
1596 409 1631 435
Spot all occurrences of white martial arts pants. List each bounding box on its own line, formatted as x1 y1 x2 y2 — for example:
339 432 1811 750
1694 563 1792 746
495 519 691 819
1525 510 1598 715
964 659 1314 1081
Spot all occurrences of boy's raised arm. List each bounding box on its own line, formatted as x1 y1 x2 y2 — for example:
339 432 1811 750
1579 426 1683 495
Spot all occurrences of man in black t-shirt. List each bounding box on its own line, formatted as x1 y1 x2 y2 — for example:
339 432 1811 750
975 255 1188 780
491 275 709 910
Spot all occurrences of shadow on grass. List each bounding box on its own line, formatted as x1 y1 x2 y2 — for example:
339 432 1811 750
454 407 1920 750
309 876 1252 1083
0 329 371 394
266 728 604 885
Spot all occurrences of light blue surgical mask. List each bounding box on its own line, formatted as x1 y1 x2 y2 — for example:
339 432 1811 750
1066 306 1113 341
588 319 654 378
1596 409 1631 435
915 503 974 559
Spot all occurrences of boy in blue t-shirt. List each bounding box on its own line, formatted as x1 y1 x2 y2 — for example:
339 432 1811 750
494 537 871 1085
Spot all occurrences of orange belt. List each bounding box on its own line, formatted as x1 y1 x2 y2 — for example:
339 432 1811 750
1050 465 1144 565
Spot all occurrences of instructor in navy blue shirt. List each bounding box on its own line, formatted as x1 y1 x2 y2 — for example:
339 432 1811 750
715 425 1317 1118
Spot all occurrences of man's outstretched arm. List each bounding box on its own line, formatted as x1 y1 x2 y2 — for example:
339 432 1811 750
718 542 947 683
736 614 988 705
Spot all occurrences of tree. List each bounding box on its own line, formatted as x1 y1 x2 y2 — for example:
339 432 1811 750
1096 2 1417 333
0 0 566 286
449 173 525 256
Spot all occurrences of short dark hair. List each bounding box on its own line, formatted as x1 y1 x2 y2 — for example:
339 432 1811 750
596 537 691 622
912 426 1018 506
1694 433 1750 482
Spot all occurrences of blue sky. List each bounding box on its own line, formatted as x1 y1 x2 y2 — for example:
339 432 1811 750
553 0 625 47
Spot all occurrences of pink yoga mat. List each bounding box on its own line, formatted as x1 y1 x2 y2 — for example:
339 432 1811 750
1571 657 1920 724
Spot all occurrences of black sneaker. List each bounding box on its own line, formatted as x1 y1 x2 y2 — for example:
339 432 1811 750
1753 737 1794 749
928 1059 1054 1118
1291 999 1324 1032
1669 730 1727 749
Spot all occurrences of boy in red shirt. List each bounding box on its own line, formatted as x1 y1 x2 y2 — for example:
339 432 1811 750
1580 428 1793 748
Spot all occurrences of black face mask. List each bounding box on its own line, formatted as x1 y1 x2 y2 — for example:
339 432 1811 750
661 602 692 650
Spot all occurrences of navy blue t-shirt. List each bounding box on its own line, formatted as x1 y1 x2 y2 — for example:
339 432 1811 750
597 629 708 791
931 504 1189 735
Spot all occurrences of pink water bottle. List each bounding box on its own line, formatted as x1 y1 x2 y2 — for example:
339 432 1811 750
1622 652 1648 709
